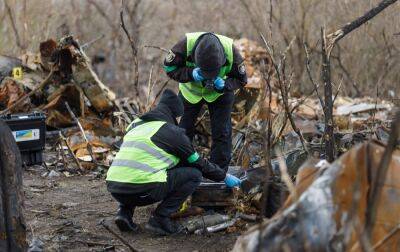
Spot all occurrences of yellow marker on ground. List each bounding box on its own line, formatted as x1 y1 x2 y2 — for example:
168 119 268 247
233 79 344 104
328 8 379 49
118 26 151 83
12 67 23 80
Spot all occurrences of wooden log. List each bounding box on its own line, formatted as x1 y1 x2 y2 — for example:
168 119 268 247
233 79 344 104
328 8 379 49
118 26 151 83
0 120 27 251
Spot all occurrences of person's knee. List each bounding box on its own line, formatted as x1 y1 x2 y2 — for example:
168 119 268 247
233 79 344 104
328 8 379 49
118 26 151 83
186 168 202 185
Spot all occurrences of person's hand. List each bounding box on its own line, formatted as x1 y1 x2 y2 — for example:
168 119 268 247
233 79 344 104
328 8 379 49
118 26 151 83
192 68 204 82
224 174 241 188
213 77 225 91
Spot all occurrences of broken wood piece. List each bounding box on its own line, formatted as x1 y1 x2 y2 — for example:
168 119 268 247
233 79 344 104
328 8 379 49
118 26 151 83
64 101 97 163
99 219 138 252
59 132 84 171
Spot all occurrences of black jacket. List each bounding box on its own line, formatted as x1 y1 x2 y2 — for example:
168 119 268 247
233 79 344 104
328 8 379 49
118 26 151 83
107 104 226 194
164 34 247 91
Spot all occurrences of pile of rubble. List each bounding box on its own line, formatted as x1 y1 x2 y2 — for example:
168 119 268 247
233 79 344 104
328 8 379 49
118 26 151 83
0 36 133 171
190 37 399 239
1 35 399 247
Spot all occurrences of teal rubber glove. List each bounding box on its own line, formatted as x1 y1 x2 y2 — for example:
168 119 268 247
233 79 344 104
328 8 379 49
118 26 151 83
192 68 204 82
213 77 225 91
224 174 241 188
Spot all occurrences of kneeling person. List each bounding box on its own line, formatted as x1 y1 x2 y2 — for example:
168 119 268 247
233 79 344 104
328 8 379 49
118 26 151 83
106 89 241 235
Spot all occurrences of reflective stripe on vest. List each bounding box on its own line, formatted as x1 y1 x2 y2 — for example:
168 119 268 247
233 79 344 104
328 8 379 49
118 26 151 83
179 32 234 104
120 140 176 167
111 159 161 173
106 121 180 184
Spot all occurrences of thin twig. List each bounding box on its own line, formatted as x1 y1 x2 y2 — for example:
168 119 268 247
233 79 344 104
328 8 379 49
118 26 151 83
145 65 154 109
260 34 309 154
120 0 140 98
372 224 400 250
143 45 169 53
99 219 138 252
81 34 105 50
332 78 343 104
64 102 97 163
59 132 84 172
59 142 68 169
304 43 324 108
276 150 297 200
150 79 169 108
4 0 24 49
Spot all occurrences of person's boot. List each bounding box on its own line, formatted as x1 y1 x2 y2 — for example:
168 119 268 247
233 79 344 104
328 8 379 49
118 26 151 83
115 206 139 232
145 214 184 235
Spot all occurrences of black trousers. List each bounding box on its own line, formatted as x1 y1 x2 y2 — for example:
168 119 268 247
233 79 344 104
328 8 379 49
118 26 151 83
179 91 234 171
111 167 202 218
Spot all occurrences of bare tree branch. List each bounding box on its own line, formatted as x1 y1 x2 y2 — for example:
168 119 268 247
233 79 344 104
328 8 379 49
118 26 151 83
260 34 309 155
326 0 398 56
4 0 24 50
143 45 169 53
87 0 118 31
304 43 324 108
120 0 140 98
321 28 335 162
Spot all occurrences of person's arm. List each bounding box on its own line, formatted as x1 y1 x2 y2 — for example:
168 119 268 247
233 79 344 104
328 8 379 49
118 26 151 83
163 37 195 83
223 45 247 91
151 124 226 182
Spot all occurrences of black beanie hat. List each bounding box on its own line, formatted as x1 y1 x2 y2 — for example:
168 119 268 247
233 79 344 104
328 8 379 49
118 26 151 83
194 33 226 79
158 89 184 118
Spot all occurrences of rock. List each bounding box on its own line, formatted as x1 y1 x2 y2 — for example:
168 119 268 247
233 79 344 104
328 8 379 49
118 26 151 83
28 238 44 252
47 170 60 178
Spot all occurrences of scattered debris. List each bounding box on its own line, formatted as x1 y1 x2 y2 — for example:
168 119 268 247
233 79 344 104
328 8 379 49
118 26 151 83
233 140 400 251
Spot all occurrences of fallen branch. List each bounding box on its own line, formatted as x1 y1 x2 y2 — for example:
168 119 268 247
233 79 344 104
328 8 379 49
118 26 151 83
0 70 54 115
99 219 138 252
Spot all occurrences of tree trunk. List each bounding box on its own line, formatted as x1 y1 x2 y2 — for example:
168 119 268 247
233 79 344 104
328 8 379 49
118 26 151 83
0 120 27 251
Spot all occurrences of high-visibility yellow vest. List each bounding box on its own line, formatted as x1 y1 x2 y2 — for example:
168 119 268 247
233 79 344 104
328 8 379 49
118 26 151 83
179 32 234 104
106 120 180 184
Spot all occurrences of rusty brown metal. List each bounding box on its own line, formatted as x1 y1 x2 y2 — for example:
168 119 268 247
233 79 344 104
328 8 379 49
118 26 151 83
233 140 400 251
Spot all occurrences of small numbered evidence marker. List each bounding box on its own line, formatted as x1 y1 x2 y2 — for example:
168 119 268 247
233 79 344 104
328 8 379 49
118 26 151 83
12 67 23 80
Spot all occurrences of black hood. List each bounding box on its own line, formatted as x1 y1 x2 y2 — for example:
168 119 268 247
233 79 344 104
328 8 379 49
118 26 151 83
140 103 177 125
139 89 183 125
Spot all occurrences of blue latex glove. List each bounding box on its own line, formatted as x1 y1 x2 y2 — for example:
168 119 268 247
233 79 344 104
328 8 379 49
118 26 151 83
213 77 225 91
224 174 241 188
192 68 204 82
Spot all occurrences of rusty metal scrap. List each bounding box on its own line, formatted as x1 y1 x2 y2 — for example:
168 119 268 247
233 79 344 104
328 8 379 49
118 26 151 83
233 141 400 251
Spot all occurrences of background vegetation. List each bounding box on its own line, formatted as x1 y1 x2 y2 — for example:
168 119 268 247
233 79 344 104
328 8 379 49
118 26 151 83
1 0 399 99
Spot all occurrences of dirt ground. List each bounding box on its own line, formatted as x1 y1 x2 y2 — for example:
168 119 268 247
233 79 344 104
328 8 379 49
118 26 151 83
23 165 239 252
